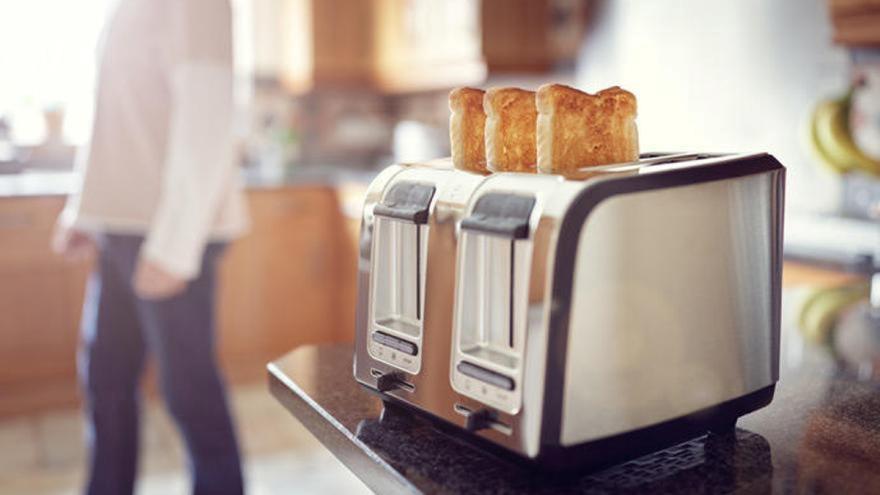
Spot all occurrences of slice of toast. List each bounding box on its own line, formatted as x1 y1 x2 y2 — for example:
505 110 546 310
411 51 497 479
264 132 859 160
449 87 488 173
536 84 638 174
484 87 538 173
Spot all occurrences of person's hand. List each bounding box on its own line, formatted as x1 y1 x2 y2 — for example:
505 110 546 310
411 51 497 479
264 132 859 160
133 257 187 300
51 221 94 262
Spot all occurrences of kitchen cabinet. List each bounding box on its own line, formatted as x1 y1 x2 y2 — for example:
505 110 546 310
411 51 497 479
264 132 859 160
480 0 589 73
216 186 358 382
0 185 358 417
278 0 486 93
0 196 88 416
827 0 880 46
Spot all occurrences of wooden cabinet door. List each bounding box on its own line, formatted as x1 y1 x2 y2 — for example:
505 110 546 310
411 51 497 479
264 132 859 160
216 186 352 382
0 187 357 414
0 197 90 415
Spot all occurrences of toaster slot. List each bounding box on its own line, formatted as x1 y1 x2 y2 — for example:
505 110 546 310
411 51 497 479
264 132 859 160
372 217 425 337
457 234 519 362
452 192 534 413
369 182 434 374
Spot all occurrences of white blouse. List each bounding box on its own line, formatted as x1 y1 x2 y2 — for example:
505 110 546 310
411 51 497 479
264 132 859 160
62 0 248 279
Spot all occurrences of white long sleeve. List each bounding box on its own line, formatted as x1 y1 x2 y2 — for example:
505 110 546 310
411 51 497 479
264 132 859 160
67 0 248 276
141 63 238 279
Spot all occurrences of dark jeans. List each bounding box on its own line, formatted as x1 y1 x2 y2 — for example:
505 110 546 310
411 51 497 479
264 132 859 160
79 234 243 495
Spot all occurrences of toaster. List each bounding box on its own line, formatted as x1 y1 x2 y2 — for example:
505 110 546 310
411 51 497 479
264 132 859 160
353 152 785 469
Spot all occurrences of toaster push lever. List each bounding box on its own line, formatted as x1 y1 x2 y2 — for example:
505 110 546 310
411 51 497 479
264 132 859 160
375 371 413 393
463 408 496 432
454 404 511 435
460 193 535 239
373 182 435 224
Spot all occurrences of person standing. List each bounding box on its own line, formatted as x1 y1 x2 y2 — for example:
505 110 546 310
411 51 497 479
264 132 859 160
52 0 248 493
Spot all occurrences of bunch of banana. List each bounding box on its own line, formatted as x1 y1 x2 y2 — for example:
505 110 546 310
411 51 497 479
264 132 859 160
798 282 869 345
808 91 880 176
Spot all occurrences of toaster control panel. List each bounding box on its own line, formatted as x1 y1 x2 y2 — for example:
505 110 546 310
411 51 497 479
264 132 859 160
453 361 518 411
370 331 419 370
372 331 418 356
457 361 514 391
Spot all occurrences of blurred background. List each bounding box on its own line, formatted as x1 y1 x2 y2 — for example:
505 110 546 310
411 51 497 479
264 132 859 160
1 0 879 493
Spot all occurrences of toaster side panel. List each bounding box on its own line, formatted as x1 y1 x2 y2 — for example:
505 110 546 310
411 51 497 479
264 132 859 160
548 159 784 448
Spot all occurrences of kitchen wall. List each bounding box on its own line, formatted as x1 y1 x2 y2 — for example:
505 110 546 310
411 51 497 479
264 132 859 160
576 0 850 214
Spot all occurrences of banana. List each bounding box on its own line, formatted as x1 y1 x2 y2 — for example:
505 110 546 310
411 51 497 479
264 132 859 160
798 283 869 345
812 93 880 177
828 97 880 176
809 100 853 174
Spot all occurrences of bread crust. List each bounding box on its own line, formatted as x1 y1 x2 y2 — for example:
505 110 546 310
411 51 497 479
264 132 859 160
449 87 488 173
536 84 638 174
484 87 538 173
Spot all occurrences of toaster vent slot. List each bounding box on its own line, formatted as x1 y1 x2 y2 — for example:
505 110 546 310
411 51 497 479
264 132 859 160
639 152 722 167
508 240 514 349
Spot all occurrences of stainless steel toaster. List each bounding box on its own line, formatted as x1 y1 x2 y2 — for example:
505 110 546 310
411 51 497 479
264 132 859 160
353 152 785 469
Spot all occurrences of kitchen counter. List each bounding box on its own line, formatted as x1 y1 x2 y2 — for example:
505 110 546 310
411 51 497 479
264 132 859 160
268 315 880 493
0 167 378 198
0 171 78 197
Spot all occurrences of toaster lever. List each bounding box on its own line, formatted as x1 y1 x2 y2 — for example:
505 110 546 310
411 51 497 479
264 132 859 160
454 404 513 435
375 371 414 393
464 408 496 432
373 182 436 224
460 193 535 239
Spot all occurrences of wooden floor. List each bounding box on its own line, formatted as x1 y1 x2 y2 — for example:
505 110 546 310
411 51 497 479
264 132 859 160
0 382 370 495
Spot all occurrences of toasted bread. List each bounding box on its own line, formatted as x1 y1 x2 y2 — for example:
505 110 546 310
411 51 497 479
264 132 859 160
484 87 538 173
449 87 488 173
536 84 638 174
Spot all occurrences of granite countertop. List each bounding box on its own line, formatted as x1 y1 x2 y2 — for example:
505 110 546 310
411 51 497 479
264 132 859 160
268 306 880 494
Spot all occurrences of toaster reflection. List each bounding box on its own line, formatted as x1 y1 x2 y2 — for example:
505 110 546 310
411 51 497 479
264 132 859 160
354 403 772 493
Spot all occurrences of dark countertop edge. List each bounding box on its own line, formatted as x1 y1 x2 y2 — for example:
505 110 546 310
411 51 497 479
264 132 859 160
266 360 417 495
